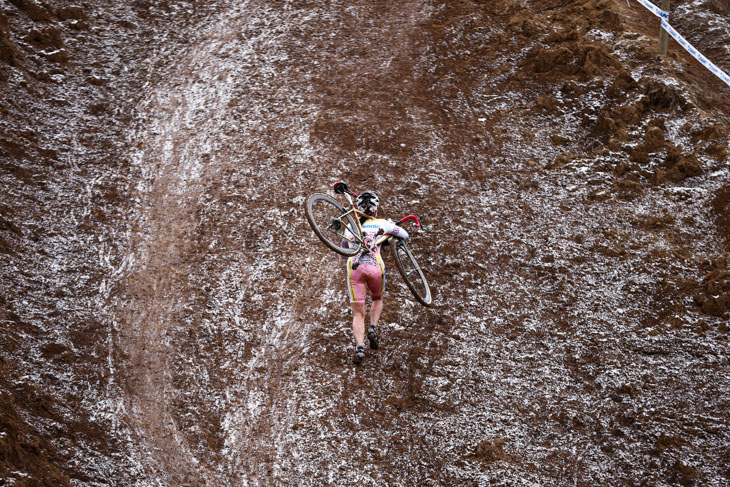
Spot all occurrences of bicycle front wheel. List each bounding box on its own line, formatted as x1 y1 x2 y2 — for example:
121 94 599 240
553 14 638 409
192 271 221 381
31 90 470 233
305 193 362 256
393 240 432 307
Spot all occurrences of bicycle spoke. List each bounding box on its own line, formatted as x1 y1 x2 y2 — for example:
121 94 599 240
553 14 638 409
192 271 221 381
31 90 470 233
393 240 431 306
329 231 358 245
326 221 358 243
305 193 361 256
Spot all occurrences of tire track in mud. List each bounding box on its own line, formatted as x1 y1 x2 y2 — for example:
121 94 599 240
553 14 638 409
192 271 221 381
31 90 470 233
113 1 438 484
116 5 248 483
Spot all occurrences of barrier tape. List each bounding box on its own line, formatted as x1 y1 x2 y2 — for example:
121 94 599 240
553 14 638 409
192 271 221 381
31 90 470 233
633 0 730 88
660 19 730 87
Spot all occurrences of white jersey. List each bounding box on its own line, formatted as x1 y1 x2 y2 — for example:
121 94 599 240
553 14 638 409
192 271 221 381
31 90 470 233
343 218 409 268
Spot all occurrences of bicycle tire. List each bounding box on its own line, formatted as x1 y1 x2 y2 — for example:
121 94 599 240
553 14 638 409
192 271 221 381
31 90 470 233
393 239 432 307
305 193 362 256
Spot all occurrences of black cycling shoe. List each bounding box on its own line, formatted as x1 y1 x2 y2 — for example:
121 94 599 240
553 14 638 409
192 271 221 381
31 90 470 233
367 326 379 350
353 345 365 364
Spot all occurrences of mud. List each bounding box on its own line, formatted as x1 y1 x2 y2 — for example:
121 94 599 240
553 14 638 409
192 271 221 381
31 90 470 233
1 0 729 485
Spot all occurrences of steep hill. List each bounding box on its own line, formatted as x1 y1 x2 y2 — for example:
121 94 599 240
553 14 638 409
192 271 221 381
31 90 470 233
1 0 729 485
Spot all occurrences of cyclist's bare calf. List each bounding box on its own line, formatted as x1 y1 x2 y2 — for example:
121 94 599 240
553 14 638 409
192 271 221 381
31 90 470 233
351 298 383 348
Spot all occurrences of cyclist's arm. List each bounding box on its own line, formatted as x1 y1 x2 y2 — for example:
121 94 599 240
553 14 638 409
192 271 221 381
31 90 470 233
382 220 409 240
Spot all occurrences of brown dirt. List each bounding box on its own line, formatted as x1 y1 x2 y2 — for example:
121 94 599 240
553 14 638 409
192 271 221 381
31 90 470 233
1 0 730 485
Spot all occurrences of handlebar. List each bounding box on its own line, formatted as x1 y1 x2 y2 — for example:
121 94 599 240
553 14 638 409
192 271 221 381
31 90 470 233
374 215 422 247
398 215 420 228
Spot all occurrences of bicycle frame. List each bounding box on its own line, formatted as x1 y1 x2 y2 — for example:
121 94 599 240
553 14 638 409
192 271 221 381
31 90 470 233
333 182 420 253
306 182 432 306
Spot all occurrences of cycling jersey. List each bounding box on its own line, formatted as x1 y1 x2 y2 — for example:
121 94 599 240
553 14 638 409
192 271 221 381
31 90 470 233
343 218 408 303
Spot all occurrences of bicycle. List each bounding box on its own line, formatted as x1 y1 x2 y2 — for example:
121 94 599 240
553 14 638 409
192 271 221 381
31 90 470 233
305 182 432 307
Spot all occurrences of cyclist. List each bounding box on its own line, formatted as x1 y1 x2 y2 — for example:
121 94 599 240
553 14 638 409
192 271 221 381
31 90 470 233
343 191 408 364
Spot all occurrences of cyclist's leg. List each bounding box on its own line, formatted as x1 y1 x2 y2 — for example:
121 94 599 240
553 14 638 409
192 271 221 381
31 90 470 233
366 254 386 326
351 302 366 347
370 298 383 325
366 297 382 350
361 258 384 351
348 258 368 347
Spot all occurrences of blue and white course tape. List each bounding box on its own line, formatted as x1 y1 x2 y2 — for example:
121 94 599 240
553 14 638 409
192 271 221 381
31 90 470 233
634 0 730 88
660 19 730 87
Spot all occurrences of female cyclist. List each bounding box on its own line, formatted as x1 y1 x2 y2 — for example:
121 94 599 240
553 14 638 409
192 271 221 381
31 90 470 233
343 191 408 364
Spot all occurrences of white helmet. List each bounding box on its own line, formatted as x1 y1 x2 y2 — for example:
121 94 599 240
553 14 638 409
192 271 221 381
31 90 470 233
356 191 379 216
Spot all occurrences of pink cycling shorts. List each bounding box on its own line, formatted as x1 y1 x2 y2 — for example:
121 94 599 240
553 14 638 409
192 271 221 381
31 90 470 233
346 255 385 303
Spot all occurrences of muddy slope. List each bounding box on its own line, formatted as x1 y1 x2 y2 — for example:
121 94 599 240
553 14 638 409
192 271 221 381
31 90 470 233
1 0 729 485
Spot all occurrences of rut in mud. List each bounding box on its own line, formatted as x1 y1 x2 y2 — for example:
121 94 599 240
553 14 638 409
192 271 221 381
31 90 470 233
1 0 729 485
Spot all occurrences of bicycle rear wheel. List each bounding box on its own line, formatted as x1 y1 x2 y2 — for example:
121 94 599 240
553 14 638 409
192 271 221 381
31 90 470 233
393 240 432 307
305 193 362 256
